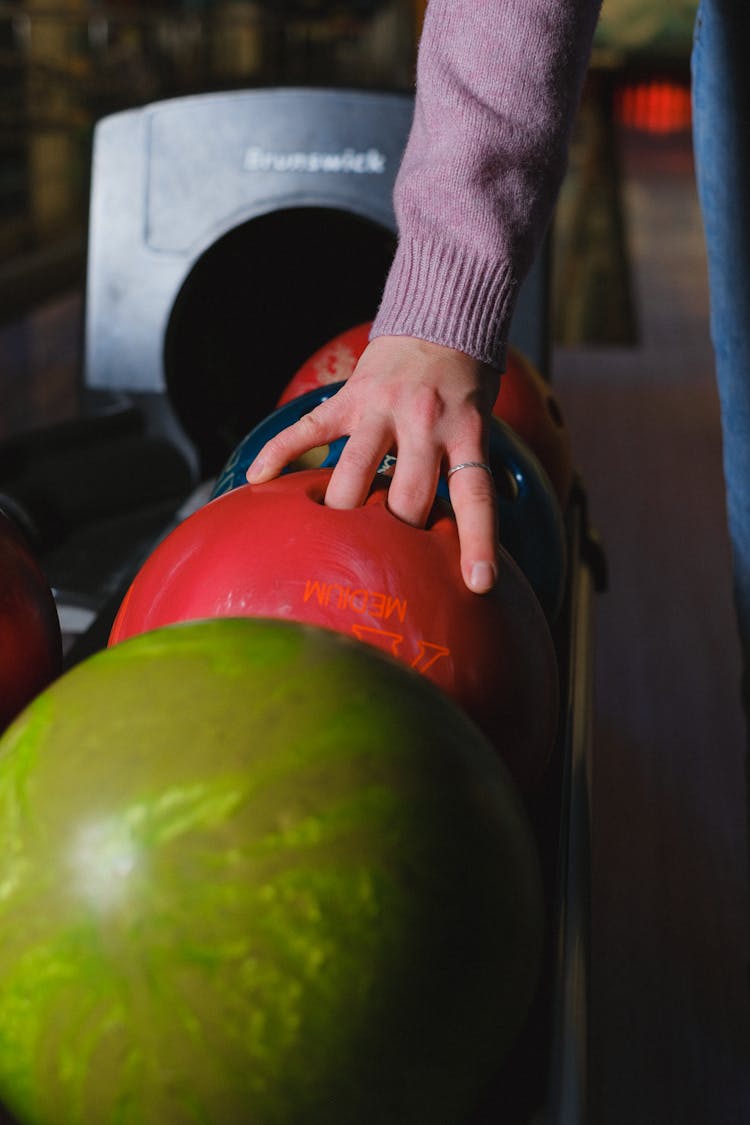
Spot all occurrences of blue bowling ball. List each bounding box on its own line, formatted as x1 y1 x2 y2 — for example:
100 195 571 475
212 383 566 620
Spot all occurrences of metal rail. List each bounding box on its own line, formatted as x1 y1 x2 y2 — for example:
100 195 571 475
545 491 607 1125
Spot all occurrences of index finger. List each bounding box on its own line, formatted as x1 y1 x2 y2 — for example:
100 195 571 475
245 396 342 483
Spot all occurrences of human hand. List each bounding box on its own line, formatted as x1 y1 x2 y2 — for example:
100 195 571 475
245 335 501 593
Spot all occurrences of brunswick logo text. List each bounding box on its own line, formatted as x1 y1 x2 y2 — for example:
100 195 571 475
243 146 387 174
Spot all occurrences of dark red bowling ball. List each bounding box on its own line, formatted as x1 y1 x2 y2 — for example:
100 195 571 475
0 509 62 731
109 469 559 790
276 322 372 406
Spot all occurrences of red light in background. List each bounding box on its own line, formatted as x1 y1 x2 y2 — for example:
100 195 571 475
615 79 692 134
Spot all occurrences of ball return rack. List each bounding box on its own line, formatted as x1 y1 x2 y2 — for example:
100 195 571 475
0 89 607 1125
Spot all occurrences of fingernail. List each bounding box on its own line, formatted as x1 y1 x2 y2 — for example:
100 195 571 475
245 460 264 483
469 561 496 593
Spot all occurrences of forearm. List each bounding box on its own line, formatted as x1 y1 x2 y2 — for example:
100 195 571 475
372 0 602 368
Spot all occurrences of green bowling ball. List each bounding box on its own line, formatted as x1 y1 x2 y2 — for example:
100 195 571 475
0 618 544 1125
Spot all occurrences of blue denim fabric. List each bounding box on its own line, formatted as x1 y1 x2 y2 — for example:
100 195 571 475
692 1 750 702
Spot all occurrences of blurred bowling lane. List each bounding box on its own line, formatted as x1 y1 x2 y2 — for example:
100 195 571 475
554 130 750 1122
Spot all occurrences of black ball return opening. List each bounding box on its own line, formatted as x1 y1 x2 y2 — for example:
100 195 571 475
164 206 397 476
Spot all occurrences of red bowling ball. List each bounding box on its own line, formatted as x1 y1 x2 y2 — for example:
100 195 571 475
110 469 559 790
276 322 371 406
276 325 573 507
0 509 62 732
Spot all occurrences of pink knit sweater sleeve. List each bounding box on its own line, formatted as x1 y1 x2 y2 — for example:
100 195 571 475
371 0 602 369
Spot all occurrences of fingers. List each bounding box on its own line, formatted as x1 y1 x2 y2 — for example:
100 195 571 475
248 412 499 595
245 393 396 511
323 424 393 509
385 441 442 529
245 398 341 483
445 461 499 593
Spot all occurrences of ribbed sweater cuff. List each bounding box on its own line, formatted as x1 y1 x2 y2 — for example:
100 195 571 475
370 234 517 370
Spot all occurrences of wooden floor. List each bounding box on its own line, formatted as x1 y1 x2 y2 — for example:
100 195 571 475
555 131 750 1123
0 127 749 1123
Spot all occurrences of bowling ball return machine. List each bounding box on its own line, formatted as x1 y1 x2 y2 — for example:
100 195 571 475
0 89 606 1124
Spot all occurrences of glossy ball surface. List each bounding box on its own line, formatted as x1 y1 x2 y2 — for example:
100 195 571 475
111 470 559 790
0 618 545 1125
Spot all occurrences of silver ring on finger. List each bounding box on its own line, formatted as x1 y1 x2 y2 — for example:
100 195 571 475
446 461 493 480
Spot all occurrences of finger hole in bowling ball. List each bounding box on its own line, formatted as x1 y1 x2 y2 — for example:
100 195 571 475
304 482 328 505
289 445 330 470
495 465 521 503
